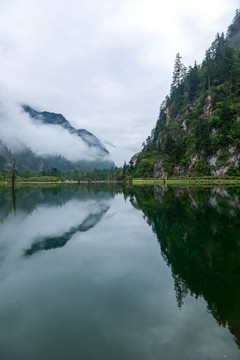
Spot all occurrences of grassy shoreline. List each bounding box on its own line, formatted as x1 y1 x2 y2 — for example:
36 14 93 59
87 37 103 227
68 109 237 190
131 178 240 185
0 177 240 186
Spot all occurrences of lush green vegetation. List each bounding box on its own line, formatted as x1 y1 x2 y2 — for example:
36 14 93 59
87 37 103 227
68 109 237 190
0 166 125 183
0 165 239 185
125 10 240 178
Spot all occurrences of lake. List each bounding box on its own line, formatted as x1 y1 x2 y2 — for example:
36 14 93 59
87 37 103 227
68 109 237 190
0 184 239 360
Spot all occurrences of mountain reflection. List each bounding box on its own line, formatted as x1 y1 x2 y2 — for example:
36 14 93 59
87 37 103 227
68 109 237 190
24 205 109 256
125 185 240 348
0 184 116 266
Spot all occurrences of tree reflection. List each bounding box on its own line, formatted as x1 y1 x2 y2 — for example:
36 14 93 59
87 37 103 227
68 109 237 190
0 183 121 221
124 185 240 347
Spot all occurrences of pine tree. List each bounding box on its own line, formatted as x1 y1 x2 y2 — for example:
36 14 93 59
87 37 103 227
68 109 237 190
170 53 186 95
227 8 240 48
188 61 199 101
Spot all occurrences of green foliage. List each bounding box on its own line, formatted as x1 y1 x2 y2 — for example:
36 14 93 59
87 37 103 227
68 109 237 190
227 166 240 176
4 165 130 183
188 62 200 101
208 115 221 126
195 160 210 175
133 158 155 178
180 154 191 167
194 118 210 152
70 170 75 180
170 53 187 96
227 9 240 48
161 156 174 174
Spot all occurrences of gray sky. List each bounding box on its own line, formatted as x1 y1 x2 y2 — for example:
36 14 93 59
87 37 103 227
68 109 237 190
0 0 239 166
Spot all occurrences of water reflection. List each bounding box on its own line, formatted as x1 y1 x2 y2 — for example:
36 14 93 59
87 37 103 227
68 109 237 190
24 204 109 256
0 183 122 222
124 185 240 348
0 184 239 359
0 184 116 269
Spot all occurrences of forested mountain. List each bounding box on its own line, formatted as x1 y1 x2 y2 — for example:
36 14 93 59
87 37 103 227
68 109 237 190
127 10 240 178
0 106 114 172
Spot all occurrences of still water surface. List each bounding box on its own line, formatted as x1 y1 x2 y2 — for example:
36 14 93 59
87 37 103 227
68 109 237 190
0 184 239 360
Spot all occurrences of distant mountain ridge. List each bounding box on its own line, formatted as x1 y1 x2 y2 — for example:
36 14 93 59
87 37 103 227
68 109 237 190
22 105 109 156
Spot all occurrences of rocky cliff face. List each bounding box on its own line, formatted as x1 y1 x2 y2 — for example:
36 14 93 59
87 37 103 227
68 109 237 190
153 94 240 178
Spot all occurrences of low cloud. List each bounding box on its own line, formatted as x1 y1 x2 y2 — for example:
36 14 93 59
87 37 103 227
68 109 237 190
0 88 110 162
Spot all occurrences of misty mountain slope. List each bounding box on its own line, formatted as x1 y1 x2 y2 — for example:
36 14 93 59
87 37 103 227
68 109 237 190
23 105 109 155
0 141 11 169
0 144 114 173
0 106 114 172
127 10 240 178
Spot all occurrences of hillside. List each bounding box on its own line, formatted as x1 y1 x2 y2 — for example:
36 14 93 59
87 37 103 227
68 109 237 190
128 10 240 178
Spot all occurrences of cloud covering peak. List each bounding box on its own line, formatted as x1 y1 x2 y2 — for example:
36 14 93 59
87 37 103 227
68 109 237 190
0 88 111 162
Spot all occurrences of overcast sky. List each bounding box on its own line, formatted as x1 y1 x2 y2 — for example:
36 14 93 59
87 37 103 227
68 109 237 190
0 0 239 166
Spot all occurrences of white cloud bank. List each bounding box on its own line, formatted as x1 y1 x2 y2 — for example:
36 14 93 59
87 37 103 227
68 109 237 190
0 87 110 162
